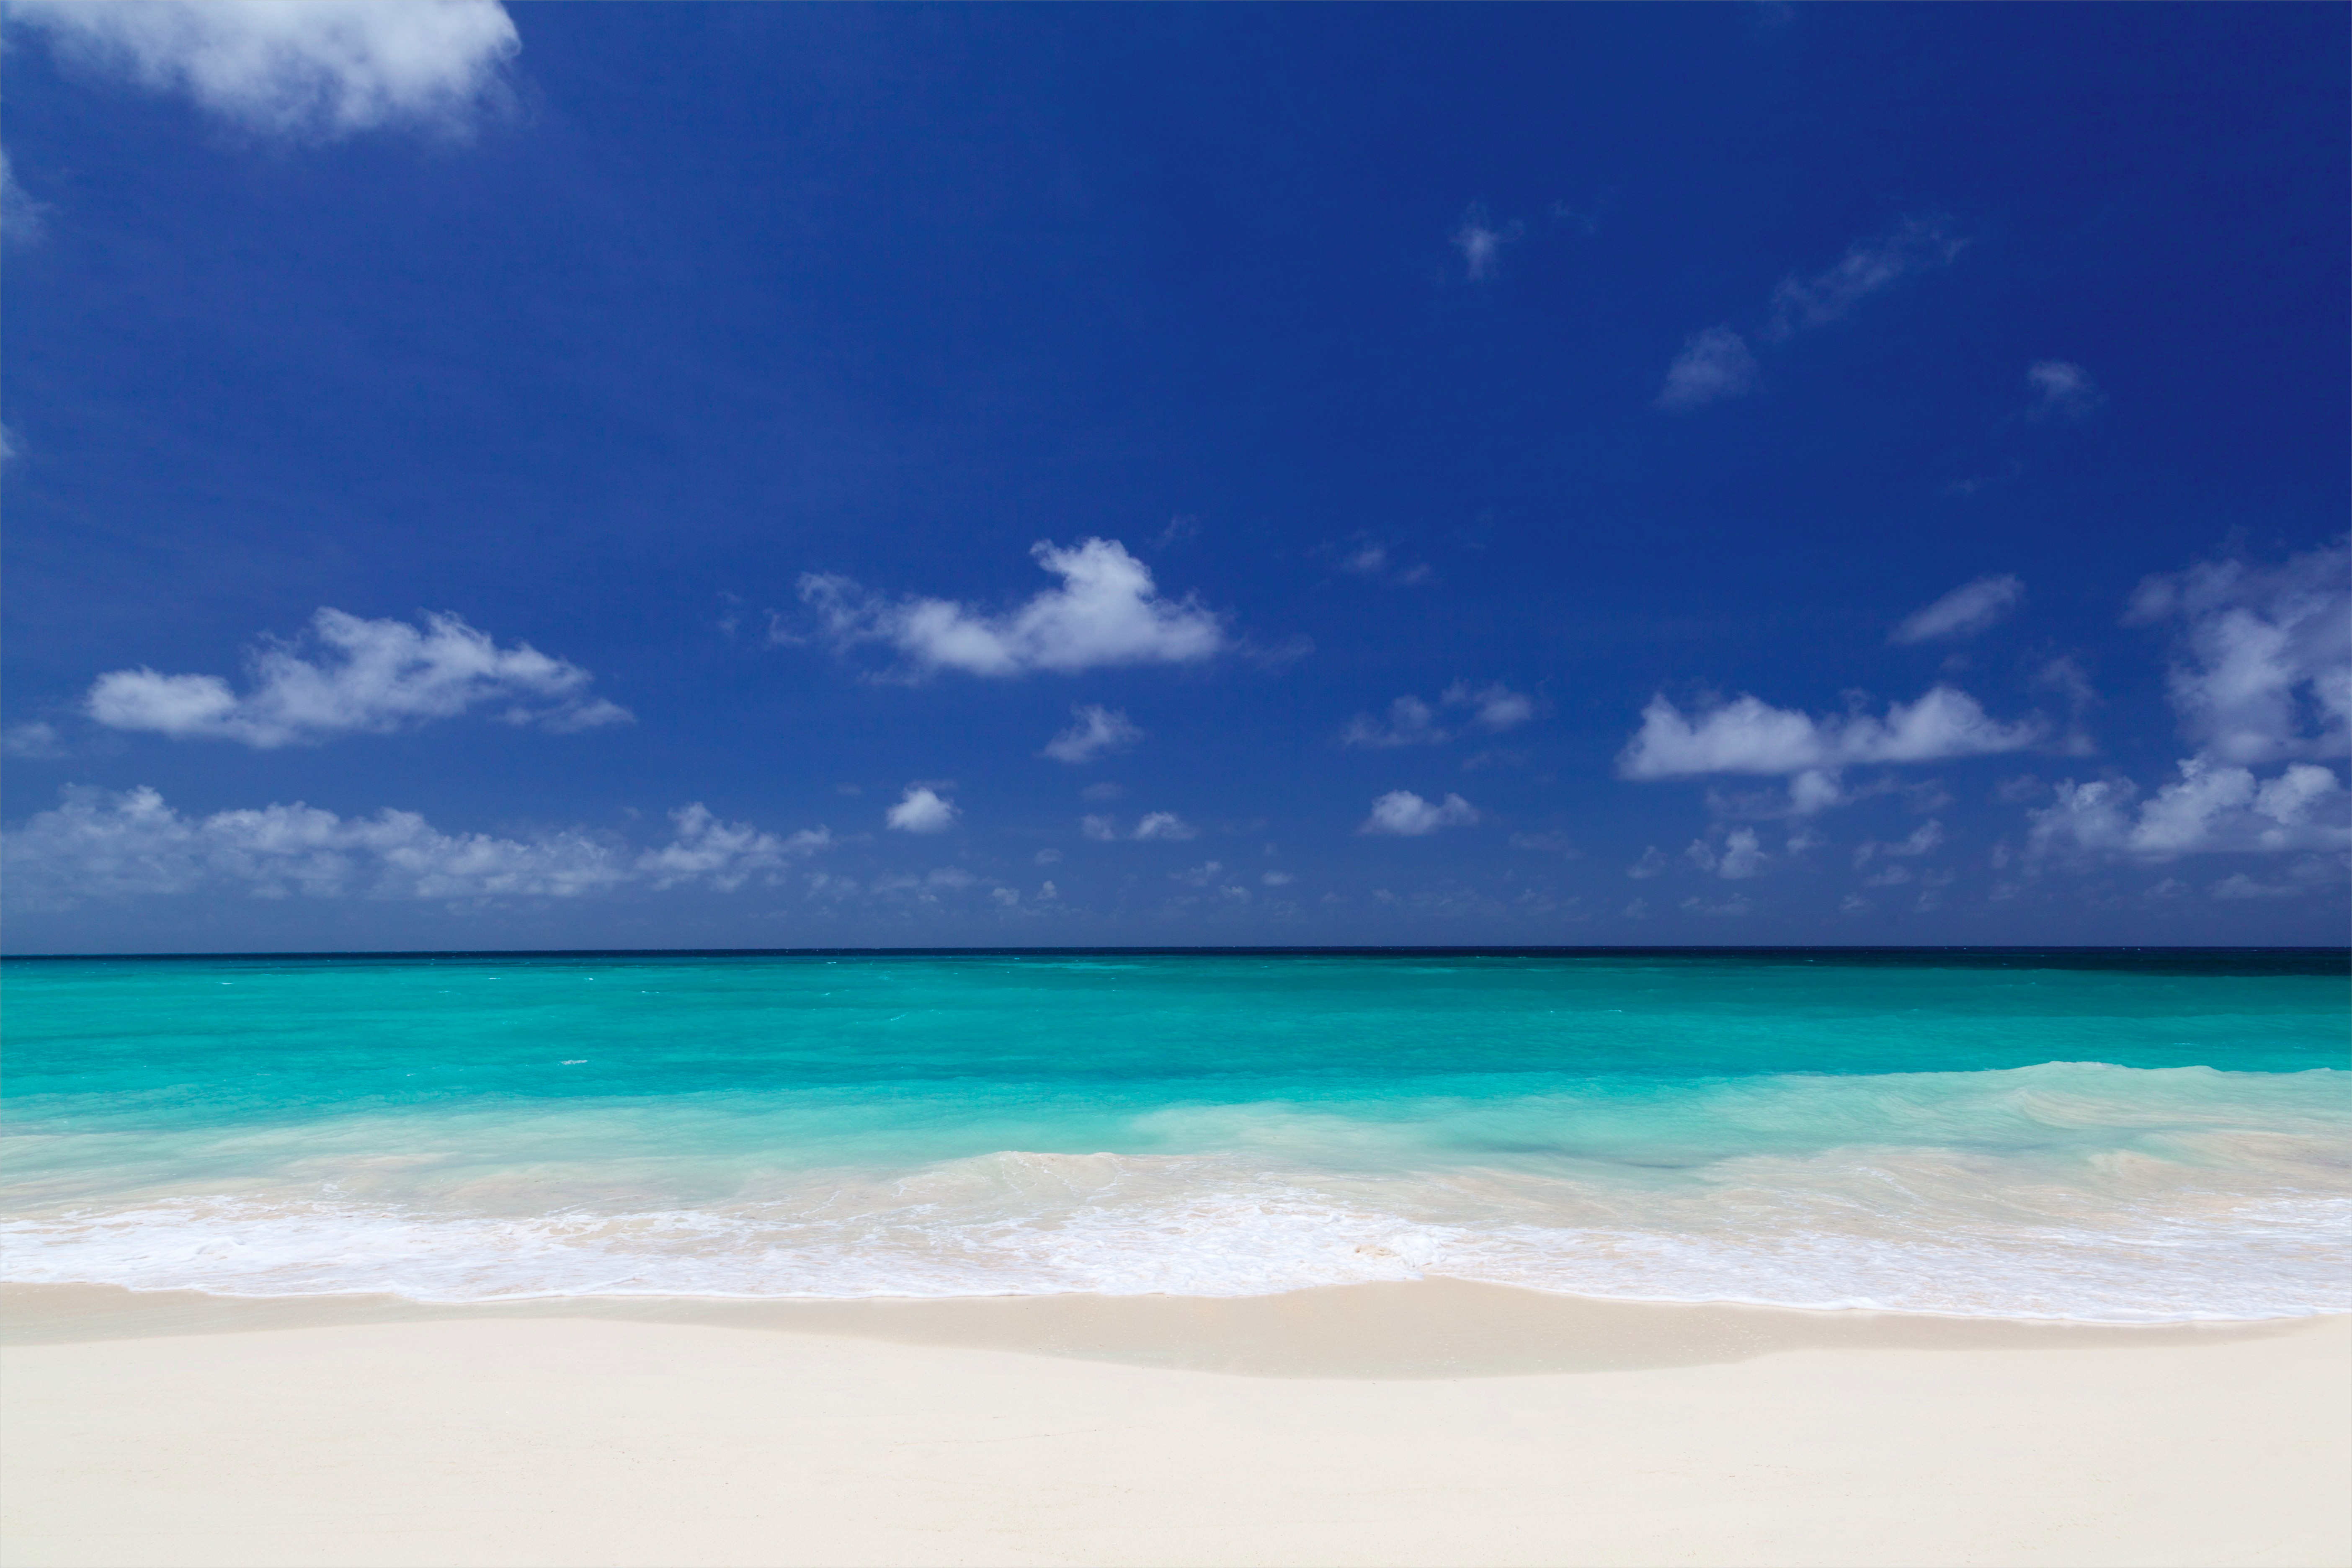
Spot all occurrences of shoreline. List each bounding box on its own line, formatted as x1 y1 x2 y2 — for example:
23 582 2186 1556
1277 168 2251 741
0 1278 2326 1377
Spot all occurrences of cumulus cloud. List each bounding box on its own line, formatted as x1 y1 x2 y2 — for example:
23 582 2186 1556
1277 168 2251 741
1761 216 1965 340
884 786 959 834
86 609 629 748
1687 827 1766 879
0 785 830 909
1041 704 1142 763
801 539 1224 679
1618 687 2041 780
1656 326 1758 412
2026 361 2104 421
1890 574 2023 645
10 0 520 139
1359 790 1479 836
2027 761 2348 862
2125 540 2349 766
634 804 829 892
1451 203 1524 281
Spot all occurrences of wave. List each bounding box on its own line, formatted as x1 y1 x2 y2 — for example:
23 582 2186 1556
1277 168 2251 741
5 1141 2346 1321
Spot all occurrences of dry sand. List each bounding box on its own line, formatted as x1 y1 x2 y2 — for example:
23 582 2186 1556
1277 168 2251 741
2 1282 2345 1568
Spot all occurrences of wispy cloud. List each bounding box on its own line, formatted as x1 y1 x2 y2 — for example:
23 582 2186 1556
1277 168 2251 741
1042 704 1142 763
1451 202 1524 281
85 609 630 748
1342 682 1533 748
2025 360 2104 421
1079 810 1197 842
1658 215 1963 412
1760 217 1964 340
1331 539 1434 588
1655 326 1758 412
802 539 1224 679
10 0 520 139
1890 574 2023 644
1 721 66 759
1342 695 1448 749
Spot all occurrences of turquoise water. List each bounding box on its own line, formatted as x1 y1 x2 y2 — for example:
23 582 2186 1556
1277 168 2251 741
3 950 2346 1319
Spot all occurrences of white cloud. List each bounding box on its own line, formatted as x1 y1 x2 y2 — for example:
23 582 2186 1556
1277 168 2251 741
1170 859 1224 887
634 804 828 892
1761 216 1965 340
2 785 610 906
1717 828 1765 879
2125 540 2349 766
86 608 629 748
801 539 1224 679
1 787 838 909
1081 814 1119 842
1041 704 1142 763
884 786 958 834
1618 686 2040 780
1890 574 2023 644
1655 326 1757 412
1261 870 1293 886
10 0 520 139
2026 361 2104 421
1627 846 1666 879
1359 790 1478 836
1689 828 1767 880
2027 761 2348 862
1342 695 1448 748
1451 203 1524 281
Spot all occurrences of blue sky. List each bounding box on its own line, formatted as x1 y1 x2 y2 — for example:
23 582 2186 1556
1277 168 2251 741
3 1 2346 952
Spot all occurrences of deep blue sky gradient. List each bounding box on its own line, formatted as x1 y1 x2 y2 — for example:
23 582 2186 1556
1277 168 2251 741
4 3 2346 950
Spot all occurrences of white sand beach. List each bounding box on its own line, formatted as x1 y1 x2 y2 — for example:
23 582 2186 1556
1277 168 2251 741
3 1282 2346 1568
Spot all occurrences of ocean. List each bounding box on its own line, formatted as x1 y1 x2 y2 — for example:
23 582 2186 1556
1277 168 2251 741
3 949 2345 1322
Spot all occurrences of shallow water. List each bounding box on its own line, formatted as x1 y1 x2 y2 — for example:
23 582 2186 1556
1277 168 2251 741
3 950 2345 1320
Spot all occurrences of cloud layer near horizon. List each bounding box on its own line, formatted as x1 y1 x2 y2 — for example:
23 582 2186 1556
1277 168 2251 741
1 786 823 908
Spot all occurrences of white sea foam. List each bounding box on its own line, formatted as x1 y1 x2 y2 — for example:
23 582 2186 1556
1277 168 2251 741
7 1063 2347 1320
5 1142 2347 1320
